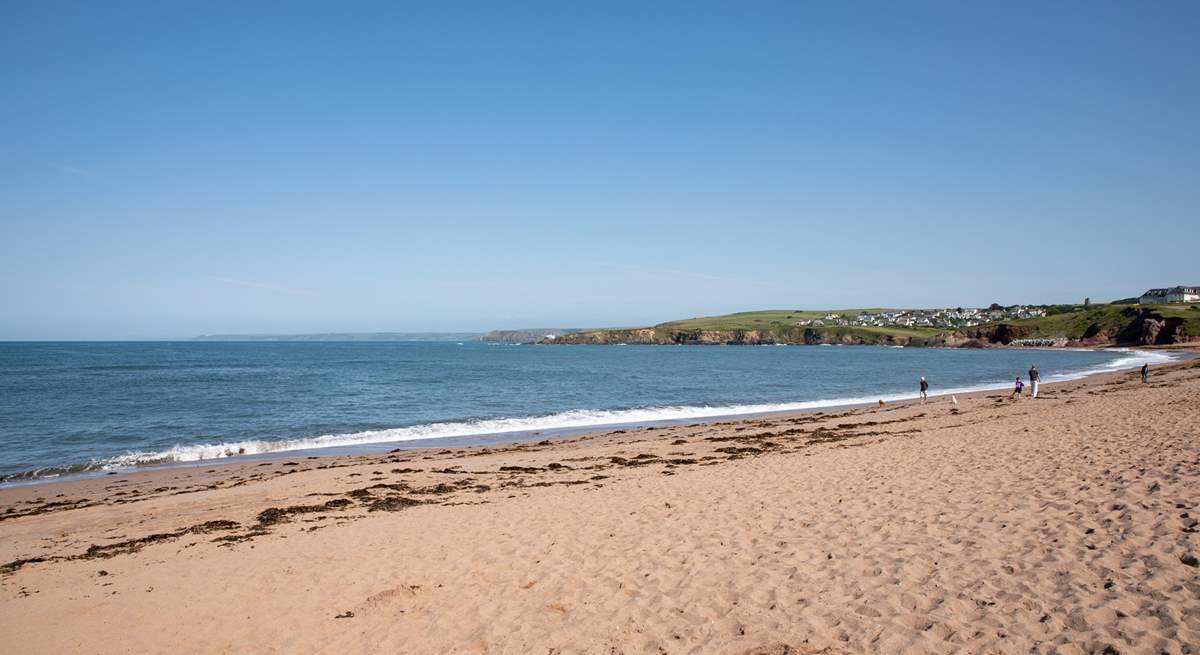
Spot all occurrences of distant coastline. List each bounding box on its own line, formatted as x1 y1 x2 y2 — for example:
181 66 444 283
192 332 483 342
187 301 1200 348
191 329 594 344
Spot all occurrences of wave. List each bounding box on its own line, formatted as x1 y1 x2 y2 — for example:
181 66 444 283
3 348 1181 484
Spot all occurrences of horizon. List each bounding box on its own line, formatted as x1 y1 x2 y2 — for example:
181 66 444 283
0 297 1177 342
4 2 1199 340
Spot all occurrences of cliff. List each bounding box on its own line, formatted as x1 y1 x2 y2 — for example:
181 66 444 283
972 306 1196 347
546 326 973 347
542 305 1199 348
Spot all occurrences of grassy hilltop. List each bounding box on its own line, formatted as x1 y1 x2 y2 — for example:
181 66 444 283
658 309 943 340
546 304 1200 346
657 309 875 329
549 308 953 345
663 309 905 331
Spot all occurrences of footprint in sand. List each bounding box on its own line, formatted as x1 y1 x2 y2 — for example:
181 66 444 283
734 644 842 655
343 584 423 617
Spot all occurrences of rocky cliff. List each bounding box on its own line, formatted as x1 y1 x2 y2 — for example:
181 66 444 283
971 307 1193 347
544 327 972 347
543 307 1197 348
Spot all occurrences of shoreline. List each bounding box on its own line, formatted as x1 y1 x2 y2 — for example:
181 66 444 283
0 348 1188 499
2 347 1186 489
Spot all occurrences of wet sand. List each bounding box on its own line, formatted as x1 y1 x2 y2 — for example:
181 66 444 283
1 359 1198 654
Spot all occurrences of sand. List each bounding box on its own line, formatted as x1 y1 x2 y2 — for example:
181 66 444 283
1 358 1198 654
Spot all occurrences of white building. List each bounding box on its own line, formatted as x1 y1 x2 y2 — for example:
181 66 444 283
1140 286 1200 304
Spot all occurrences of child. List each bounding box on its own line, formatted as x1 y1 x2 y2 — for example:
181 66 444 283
1012 377 1024 399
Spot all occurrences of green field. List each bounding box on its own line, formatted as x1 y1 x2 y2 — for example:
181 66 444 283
659 309 898 330
656 303 1200 343
551 304 1200 346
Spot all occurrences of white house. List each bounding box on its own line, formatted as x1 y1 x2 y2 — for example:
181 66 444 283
1139 286 1200 304
1168 286 1200 303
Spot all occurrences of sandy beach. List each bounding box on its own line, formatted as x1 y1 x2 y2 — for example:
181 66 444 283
1 357 1198 654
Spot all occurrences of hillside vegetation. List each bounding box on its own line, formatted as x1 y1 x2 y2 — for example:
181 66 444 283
550 309 949 346
659 309 945 340
973 304 1199 345
658 309 893 330
546 304 1200 347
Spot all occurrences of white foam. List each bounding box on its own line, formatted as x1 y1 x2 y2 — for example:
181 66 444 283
88 348 1181 472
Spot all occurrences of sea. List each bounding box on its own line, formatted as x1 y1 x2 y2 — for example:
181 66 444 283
0 341 1179 484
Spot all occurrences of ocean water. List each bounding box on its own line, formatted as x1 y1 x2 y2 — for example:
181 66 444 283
0 341 1177 483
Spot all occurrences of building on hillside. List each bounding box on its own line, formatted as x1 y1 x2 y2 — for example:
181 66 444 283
1139 286 1200 304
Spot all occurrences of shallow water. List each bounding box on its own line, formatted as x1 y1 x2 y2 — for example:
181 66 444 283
0 341 1175 481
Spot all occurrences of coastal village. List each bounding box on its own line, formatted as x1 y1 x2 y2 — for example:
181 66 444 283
795 305 1047 329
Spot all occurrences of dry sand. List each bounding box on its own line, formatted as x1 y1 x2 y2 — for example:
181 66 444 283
1 359 1198 654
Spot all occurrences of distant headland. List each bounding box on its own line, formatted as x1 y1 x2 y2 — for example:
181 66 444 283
543 301 1199 348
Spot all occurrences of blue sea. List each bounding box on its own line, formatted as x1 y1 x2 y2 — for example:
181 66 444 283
0 341 1177 483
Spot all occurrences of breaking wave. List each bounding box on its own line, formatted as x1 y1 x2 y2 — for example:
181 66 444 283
2 347 1180 484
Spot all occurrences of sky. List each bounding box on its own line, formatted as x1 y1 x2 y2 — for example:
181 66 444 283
2 2 1198 339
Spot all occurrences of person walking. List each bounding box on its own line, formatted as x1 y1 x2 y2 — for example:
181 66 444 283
1141 363 1149 383
1029 365 1040 398
1012 376 1024 399
919 376 929 403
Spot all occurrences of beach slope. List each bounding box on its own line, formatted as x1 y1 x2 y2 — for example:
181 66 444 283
1 360 1198 654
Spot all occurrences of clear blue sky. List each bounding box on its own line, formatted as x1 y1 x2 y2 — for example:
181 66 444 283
2 2 1197 338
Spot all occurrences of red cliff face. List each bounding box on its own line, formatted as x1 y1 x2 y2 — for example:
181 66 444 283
1133 316 1190 345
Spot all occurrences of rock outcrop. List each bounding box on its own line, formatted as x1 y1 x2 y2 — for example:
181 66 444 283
968 323 1028 345
1133 316 1188 345
1140 318 1166 345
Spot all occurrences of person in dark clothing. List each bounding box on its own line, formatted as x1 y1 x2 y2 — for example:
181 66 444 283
919 376 929 403
1029 365 1041 398
1142 363 1149 383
